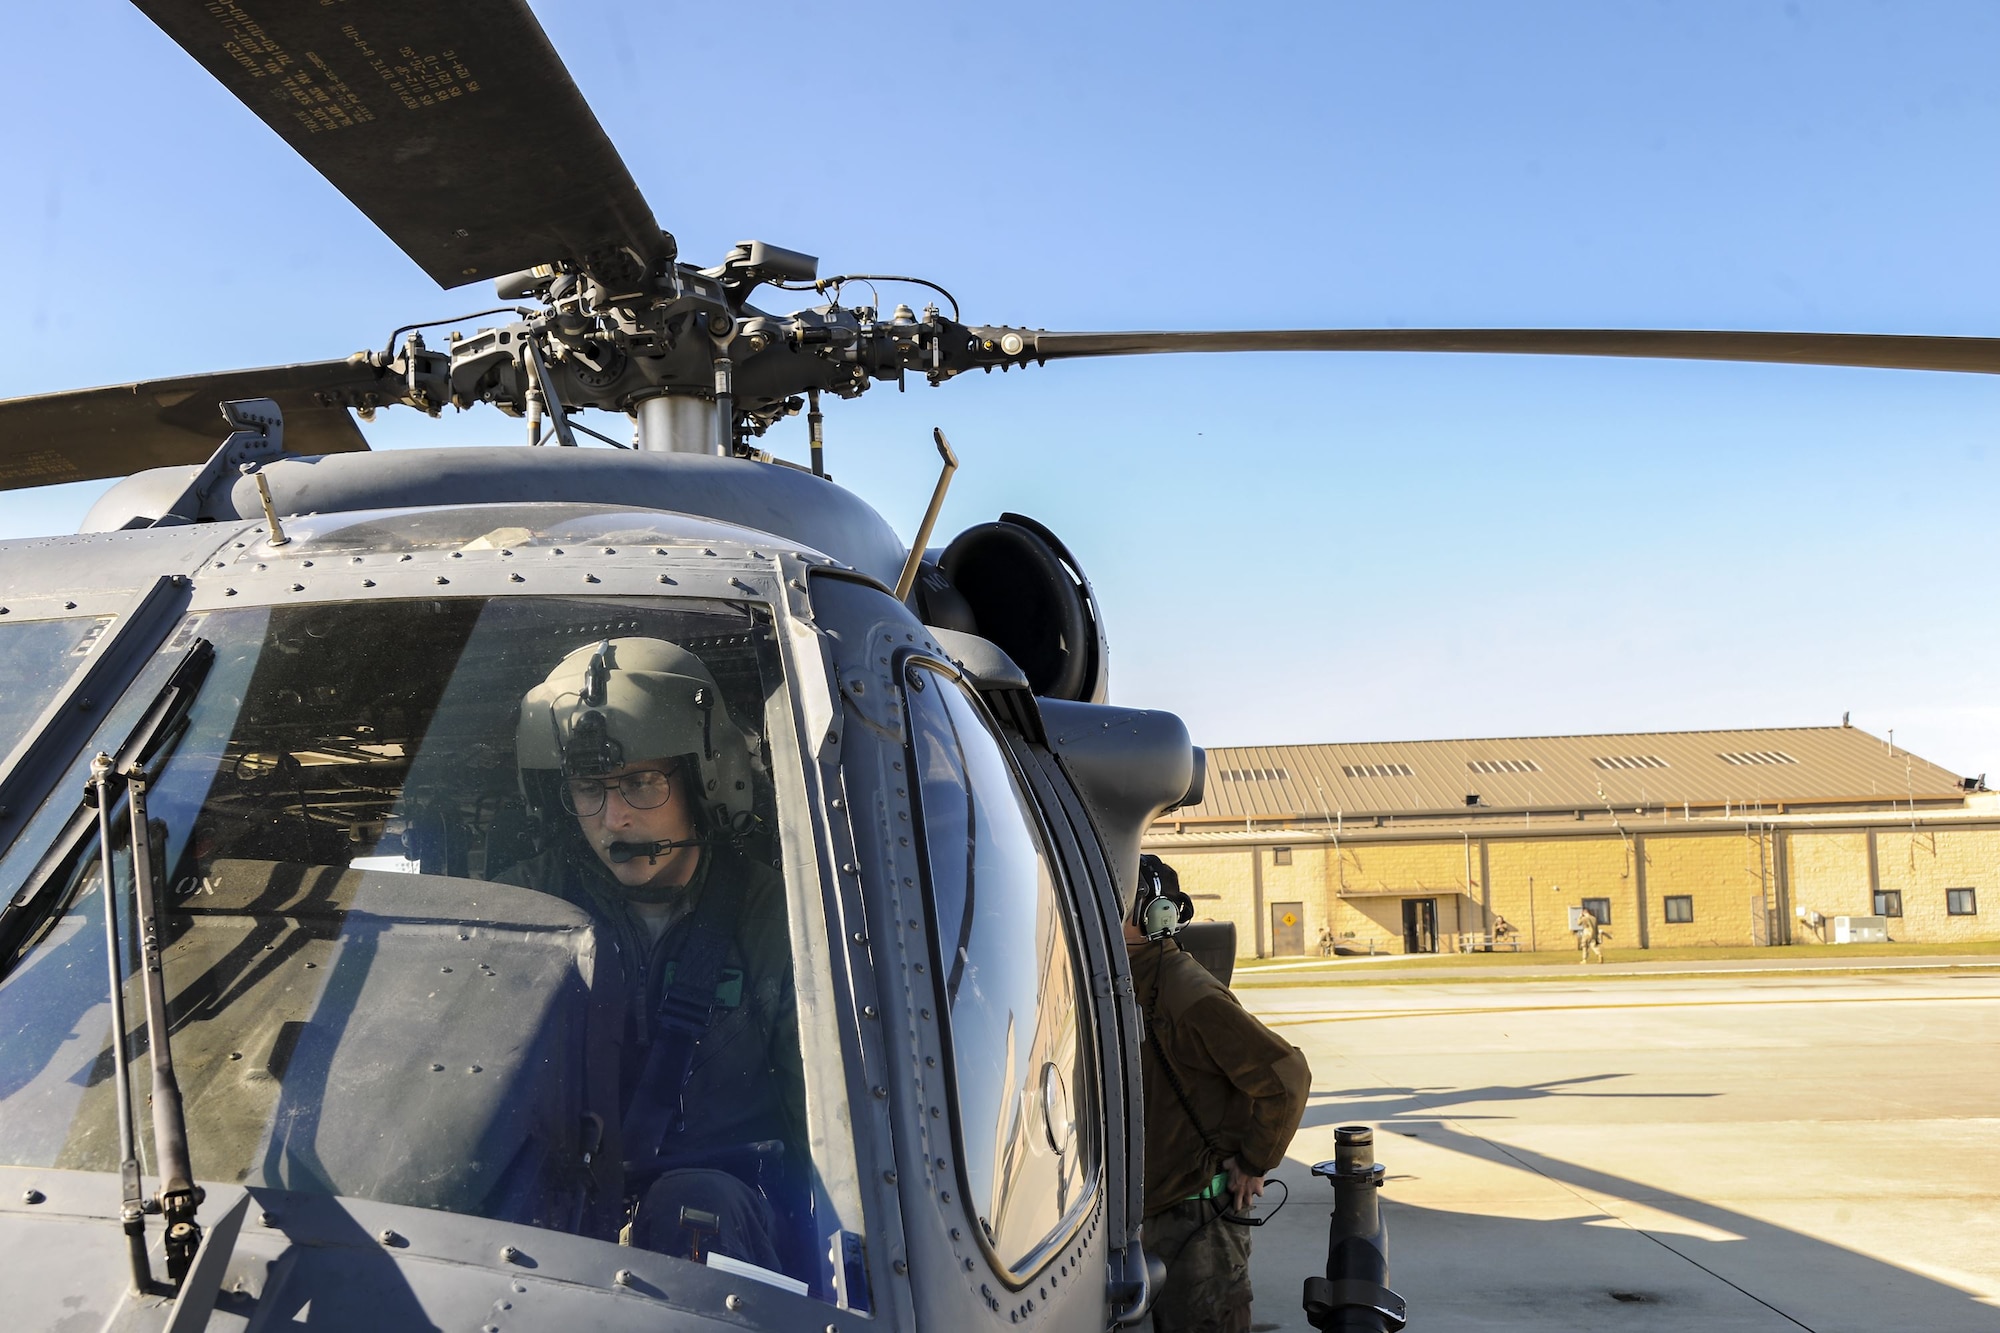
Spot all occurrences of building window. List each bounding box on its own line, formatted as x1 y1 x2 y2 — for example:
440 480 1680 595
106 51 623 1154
1590 754 1669 771
1467 758 1540 774
1873 890 1903 918
1717 750 1798 766
1272 847 1292 866
1663 895 1694 924
1947 888 1978 916
1581 897 1611 925
1342 762 1414 779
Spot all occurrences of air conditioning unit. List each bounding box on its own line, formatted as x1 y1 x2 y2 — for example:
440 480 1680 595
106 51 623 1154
1832 915 1888 944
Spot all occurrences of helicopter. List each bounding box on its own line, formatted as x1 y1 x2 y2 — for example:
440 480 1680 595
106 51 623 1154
1 3 1997 1331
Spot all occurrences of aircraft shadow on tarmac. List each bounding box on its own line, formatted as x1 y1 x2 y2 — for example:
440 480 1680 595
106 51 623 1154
1299 1073 1719 1127
1271 1110 2000 1331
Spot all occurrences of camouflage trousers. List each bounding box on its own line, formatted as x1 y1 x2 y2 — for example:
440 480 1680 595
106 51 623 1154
1144 1199 1254 1333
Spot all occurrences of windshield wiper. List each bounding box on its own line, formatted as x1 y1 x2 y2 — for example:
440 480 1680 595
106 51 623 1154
85 639 215 1294
88 751 149 1293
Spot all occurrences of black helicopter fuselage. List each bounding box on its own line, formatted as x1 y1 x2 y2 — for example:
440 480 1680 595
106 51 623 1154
0 447 1195 1331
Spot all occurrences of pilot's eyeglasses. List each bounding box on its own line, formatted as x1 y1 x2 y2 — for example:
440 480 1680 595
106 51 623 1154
562 767 679 817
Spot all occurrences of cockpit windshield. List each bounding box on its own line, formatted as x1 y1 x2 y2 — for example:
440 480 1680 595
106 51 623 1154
0 595 846 1301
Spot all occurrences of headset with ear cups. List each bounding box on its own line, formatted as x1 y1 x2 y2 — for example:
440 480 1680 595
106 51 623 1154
1133 853 1196 940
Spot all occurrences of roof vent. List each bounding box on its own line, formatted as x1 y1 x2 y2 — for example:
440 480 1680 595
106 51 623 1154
1219 766 1288 782
1467 759 1540 774
1718 751 1798 766
1342 763 1414 778
1591 754 1669 771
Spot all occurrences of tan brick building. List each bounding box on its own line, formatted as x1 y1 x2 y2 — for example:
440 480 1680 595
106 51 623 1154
1143 726 1997 956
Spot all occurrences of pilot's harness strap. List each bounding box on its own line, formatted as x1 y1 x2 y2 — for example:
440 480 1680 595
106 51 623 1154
623 868 746 1163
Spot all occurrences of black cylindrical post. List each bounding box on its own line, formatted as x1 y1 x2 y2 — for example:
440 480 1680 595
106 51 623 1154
1302 1126 1406 1332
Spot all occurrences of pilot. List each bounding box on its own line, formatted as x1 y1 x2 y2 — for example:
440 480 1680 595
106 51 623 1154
1128 854 1310 1333
508 637 804 1270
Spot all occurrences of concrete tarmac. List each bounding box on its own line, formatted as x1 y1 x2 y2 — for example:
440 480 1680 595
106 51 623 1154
1231 970 2000 1331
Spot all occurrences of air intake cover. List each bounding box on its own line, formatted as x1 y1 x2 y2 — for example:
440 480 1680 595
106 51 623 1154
939 513 1108 702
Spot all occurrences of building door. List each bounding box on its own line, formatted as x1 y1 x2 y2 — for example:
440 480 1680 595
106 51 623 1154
1270 902 1305 956
1401 898 1438 954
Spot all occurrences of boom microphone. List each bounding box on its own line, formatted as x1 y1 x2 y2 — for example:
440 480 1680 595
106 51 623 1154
607 837 706 863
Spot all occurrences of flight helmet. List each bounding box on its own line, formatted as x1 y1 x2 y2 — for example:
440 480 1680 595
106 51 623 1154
516 637 758 833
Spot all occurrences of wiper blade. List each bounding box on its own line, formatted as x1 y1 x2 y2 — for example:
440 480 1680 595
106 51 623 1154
85 638 215 1294
0 575 190 855
1 640 216 960
109 637 217 778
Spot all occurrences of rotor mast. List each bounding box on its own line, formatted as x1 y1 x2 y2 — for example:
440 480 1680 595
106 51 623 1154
634 394 724 455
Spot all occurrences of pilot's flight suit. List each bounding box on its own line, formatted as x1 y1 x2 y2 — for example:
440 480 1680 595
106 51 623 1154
501 839 806 1263
1130 937 1311 1333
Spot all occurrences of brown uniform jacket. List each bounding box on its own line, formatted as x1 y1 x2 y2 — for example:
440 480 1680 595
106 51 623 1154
1130 938 1312 1216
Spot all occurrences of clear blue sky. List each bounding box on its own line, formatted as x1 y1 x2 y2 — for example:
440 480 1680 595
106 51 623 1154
3 2 1997 776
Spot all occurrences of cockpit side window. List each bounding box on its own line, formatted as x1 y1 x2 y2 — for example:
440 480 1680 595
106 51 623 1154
904 664 1099 1276
0 616 114 763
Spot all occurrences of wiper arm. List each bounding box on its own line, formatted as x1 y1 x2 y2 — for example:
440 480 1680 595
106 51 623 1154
127 761 204 1286
85 639 216 1294
88 751 149 1295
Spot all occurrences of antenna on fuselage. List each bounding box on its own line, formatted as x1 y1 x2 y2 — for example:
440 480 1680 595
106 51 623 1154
894 428 961 603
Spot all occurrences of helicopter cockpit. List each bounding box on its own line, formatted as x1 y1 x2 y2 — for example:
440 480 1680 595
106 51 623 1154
0 497 1151 1325
0 573 841 1280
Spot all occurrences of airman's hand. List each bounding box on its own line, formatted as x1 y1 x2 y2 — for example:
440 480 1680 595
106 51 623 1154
1222 1156 1264 1214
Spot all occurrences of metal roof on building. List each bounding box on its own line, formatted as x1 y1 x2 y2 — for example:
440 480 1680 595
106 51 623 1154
1176 727 1968 822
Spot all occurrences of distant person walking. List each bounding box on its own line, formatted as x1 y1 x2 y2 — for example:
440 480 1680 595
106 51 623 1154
1574 907 1603 964
1317 925 1335 956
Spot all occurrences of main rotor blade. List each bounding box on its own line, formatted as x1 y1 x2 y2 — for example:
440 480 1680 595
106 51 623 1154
1003 328 2000 376
134 0 661 288
0 361 381 492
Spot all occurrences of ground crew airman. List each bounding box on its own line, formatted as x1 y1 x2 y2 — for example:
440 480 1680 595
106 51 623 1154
1128 855 1311 1332
1575 906 1604 963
